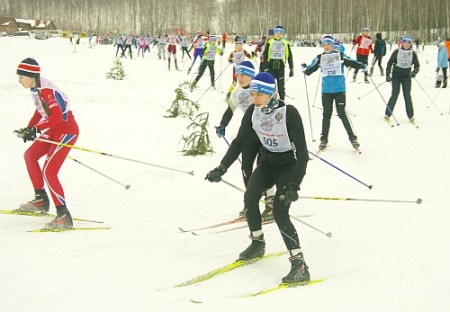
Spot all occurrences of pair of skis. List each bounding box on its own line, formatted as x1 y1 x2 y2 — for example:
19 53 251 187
0 209 110 232
165 250 325 301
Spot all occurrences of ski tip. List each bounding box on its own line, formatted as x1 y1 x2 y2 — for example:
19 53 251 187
189 298 203 304
28 227 111 233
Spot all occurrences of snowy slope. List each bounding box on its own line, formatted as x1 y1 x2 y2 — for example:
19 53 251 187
0 37 449 312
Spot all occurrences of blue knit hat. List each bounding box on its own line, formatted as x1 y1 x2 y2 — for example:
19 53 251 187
321 35 335 46
362 26 370 32
250 72 276 95
236 61 256 78
268 29 274 35
209 35 217 41
401 36 412 43
274 25 284 34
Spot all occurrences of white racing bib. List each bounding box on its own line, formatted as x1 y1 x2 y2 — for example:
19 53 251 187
321 52 342 77
396 49 413 69
252 106 292 153
230 87 252 113
269 40 286 60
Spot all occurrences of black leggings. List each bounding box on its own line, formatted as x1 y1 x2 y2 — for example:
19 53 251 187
244 157 301 250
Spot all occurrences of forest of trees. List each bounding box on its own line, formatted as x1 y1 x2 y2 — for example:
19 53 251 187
1 0 449 41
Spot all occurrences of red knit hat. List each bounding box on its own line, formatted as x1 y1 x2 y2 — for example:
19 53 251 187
17 57 40 77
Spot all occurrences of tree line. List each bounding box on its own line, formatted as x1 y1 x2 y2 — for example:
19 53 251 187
1 0 449 41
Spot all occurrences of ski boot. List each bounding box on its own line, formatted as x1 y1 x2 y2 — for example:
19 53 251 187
364 74 370 83
239 233 265 261
238 208 246 220
190 80 197 92
44 205 73 230
261 196 274 221
350 136 360 149
16 190 50 213
352 73 357 82
318 138 328 150
282 251 310 284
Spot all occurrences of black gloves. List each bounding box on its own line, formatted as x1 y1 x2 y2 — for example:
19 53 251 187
251 51 257 57
410 72 417 78
215 125 225 138
279 182 300 205
386 75 392 82
205 164 227 182
14 126 39 143
289 68 294 77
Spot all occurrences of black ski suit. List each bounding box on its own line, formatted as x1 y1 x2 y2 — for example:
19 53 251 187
219 101 309 250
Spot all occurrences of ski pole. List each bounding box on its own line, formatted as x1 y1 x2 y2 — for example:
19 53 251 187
68 156 131 190
357 81 386 100
221 178 245 193
368 75 400 126
312 72 321 108
195 62 232 103
290 215 332 238
308 150 373 190
298 195 422 204
303 73 316 143
221 179 330 237
36 137 194 176
413 78 443 115
220 134 242 164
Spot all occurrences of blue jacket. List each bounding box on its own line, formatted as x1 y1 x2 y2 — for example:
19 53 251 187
304 51 363 93
437 46 448 69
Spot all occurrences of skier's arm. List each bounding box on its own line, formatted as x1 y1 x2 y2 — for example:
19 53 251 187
220 105 257 168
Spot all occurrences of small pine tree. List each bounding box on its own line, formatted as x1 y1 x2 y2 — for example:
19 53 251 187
181 112 214 156
166 81 199 118
106 58 126 80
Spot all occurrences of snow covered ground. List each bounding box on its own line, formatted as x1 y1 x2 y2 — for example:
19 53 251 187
0 36 449 312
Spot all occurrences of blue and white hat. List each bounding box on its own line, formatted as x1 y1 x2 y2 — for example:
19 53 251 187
362 26 370 32
401 36 412 43
209 35 217 41
249 72 276 95
268 28 274 36
236 61 256 78
321 35 335 46
274 25 284 34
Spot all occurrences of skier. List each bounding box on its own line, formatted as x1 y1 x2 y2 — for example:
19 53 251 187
180 35 192 61
114 33 125 58
225 39 254 101
215 61 275 220
205 72 310 284
166 31 181 70
156 34 167 60
190 36 223 90
385 36 420 123
122 34 134 59
302 35 364 151
262 25 294 100
137 36 147 58
435 41 448 88
13 57 79 230
253 29 274 72
370 32 387 76
352 26 373 83
187 32 206 74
